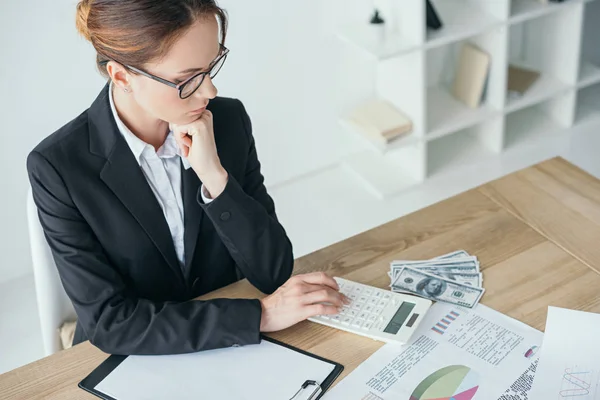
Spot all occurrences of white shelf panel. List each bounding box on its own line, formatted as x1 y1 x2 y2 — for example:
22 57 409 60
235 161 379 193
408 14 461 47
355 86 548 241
505 106 563 149
576 84 600 123
427 129 494 176
505 72 571 113
339 119 421 155
336 23 420 60
578 61 600 89
427 87 499 140
343 152 420 199
510 0 587 25
426 0 502 49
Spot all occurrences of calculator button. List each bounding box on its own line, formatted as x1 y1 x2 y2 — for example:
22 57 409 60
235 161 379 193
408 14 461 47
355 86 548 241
341 316 352 325
373 291 382 298
348 310 358 318
358 312 368 320
383 293 391 300
319 314 331 320
363 321 373 330
352 319 365 328
364 305 373 313
373 307 383 316
378 299 387 308
359 296 368 303
349 293 358 300
364 288 373 296
353 286 363 294
331 315 341 322
367 314 377 322
369 298 379 306
352 302 364 311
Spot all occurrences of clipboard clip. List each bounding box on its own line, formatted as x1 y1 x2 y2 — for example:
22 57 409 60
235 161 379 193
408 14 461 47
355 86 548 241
289 379 322 400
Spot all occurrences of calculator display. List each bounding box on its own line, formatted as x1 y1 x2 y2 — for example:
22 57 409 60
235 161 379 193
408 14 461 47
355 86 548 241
383 302 416 334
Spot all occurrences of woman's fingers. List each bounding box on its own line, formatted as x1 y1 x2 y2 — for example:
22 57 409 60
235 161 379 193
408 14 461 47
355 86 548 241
296 272 339 291
301 287 345 307
300 283 351 304
304 303 340 319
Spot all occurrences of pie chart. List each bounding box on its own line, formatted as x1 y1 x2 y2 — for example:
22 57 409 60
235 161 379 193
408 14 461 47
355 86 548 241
409 365 480 400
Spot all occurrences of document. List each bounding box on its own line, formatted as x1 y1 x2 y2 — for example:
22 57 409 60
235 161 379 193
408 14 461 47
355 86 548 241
529 307 600 399
95 339 337 400
324 303 543 400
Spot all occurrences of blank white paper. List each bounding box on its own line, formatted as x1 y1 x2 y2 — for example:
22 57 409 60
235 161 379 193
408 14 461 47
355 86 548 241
95 339 336 400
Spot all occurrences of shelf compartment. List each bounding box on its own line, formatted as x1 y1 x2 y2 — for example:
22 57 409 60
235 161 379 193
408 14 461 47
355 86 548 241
576 83 600 123
426 0 504 49
504 94 573 150
425 29 506 138
578 0 600 88
510 0 585 24
506 8 582 112
427 118 503 176
426 86 499 140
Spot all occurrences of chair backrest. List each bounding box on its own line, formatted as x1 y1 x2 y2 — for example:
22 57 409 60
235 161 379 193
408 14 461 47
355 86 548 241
27 187 76 356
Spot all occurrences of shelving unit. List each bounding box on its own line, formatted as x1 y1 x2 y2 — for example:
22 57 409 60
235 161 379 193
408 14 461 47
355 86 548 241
335 0 595 199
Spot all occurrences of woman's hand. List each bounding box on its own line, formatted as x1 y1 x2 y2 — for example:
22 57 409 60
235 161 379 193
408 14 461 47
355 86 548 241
259 272 350 332
170 110 228 198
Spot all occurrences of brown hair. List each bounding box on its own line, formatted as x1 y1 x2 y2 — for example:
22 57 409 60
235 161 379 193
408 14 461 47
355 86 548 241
75 0 228 78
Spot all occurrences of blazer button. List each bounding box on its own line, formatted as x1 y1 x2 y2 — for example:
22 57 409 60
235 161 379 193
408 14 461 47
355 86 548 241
220 211 231 221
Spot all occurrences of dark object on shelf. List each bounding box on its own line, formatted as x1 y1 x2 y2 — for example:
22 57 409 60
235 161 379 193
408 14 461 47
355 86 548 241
370 8 385 25
426 0 443 30
507 65 540 98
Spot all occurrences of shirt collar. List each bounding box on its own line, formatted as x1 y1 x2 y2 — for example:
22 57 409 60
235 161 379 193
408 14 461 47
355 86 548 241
108 82 191 170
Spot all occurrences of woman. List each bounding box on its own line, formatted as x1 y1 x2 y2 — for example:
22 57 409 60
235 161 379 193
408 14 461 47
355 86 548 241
27 0 347 356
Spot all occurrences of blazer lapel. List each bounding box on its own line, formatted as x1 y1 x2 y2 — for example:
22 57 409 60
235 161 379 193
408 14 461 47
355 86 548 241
181 162 203 272
89 83 183 280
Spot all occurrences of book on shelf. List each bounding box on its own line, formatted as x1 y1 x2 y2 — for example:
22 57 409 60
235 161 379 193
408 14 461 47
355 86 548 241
346 99 413 145
507 64 540 98
452 43 491 108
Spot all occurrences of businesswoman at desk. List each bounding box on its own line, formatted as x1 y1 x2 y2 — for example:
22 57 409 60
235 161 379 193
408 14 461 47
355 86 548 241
27 0 348 355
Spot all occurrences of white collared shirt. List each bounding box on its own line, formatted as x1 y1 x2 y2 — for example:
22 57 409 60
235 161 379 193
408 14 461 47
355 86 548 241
108 83 212 267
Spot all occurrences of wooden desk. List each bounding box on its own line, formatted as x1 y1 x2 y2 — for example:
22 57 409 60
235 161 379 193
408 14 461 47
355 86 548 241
3 157 600 399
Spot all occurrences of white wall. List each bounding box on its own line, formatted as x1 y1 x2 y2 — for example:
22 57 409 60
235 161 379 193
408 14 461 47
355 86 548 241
0 0 374 283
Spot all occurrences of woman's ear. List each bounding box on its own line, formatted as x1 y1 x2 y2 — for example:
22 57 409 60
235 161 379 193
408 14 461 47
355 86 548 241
106 61 131 92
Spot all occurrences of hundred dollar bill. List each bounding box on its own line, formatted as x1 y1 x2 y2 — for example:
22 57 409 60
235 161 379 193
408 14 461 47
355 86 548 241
391 259 480 273
391 267 485 308
391 266 482 287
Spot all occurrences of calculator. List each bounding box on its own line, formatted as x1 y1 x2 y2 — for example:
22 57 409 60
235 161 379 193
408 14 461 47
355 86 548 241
308 277 432 344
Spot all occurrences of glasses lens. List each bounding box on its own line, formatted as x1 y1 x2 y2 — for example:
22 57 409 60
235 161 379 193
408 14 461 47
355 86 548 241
210 54 227 79
180 74 205 99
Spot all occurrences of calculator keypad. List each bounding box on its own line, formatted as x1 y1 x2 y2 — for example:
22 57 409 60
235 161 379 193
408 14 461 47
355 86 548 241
322 279 391 331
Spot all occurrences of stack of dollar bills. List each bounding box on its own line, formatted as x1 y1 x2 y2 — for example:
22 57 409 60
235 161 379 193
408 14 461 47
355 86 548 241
388 250 485 309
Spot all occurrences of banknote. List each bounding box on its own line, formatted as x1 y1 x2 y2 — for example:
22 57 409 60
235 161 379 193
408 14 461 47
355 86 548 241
391 267 485 308
391 267 481 287
433 250 471 260
391 259 480 273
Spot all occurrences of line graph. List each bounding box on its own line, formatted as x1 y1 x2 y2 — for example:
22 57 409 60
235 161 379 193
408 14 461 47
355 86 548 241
558 366 599 399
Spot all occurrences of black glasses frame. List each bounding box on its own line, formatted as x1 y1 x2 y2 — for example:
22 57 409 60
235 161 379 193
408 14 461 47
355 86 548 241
100 44 229 99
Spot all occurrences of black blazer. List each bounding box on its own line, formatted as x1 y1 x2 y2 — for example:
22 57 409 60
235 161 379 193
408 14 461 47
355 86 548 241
27 84 294 355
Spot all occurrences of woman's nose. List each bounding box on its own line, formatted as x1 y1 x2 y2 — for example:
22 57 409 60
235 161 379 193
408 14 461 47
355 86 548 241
195 76 218 100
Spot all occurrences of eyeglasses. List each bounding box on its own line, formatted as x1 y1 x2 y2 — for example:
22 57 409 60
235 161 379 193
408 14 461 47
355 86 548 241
100 44 229 99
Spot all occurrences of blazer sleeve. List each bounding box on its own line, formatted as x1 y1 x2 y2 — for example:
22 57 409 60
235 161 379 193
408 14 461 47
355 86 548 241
198 100 294 295
27 150 262 356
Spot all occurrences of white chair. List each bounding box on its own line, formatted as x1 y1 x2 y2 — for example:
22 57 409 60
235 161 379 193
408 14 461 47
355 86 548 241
27 187 76 356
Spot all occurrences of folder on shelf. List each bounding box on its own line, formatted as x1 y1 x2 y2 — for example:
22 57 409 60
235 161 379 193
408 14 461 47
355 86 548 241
507 64 540 97
78 336 344 400
452 43 491 108
347 99 413 145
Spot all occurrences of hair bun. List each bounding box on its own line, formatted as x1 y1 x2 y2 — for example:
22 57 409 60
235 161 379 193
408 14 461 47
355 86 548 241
76 0 92 41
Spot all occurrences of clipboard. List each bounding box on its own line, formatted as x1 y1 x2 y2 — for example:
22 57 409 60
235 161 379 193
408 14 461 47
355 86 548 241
79 336 344 400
